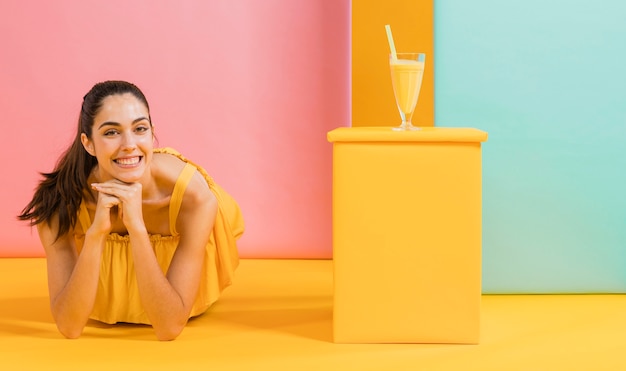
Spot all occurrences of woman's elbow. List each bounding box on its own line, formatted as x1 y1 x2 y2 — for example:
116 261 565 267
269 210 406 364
153 322 186 341
57 323 84 339
154 329 182 341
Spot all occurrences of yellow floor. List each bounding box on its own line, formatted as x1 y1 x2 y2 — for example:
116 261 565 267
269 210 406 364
1 258 625 370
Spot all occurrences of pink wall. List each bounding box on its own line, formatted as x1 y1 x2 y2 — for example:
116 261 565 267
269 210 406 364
0 1 350 258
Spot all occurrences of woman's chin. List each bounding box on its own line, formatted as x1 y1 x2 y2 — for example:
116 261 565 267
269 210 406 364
112 170 145 184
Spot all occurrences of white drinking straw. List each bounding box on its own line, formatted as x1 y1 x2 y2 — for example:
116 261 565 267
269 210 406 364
385 24 398 61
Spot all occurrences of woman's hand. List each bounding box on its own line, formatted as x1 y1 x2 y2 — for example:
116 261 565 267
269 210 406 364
91 180 144 233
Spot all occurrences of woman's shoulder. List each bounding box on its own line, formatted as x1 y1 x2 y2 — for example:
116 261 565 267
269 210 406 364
154 149 216 229
152 149 187 180
152 148 212 200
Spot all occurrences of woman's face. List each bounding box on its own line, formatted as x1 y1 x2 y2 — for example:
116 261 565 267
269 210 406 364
81 93 153 183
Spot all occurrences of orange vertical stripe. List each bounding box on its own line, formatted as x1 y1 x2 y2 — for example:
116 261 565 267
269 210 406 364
352 1 434 127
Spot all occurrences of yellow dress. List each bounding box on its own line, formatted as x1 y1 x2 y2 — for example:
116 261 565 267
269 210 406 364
75 148 244 324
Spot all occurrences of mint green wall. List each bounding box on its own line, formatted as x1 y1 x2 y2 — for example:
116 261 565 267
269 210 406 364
435 1 626 293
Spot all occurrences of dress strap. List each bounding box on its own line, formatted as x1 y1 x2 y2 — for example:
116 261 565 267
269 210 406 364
169 162 198 236
78 201 91 233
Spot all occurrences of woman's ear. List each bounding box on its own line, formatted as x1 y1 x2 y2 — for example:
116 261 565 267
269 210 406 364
80 133 95 156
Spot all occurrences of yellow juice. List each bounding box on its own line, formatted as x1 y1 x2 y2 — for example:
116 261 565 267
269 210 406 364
390 59 425 116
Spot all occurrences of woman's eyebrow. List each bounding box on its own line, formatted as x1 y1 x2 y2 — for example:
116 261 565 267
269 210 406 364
98 117 150 130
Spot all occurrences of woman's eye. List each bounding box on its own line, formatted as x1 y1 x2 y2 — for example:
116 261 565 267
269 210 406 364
104 130 118 136
135 125 152 135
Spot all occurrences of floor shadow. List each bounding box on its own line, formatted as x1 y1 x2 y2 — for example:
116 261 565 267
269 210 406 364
0 297 156 340
82 320 157 341
0 296 57 338
204 295 334 342
0 293 335 342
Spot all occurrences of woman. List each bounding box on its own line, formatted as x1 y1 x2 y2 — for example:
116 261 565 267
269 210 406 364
18 80 243 340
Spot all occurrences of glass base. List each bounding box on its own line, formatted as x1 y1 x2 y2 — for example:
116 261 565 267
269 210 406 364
392 122 420 131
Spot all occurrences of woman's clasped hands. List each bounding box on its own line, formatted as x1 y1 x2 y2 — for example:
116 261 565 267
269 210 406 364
91 180 144 234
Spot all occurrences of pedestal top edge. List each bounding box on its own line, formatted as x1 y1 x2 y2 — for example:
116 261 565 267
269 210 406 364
327 126 488 143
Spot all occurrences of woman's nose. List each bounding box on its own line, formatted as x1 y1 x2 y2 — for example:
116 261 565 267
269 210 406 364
121 131 137 150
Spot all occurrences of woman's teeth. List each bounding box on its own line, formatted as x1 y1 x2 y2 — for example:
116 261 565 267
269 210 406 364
115 157 140 165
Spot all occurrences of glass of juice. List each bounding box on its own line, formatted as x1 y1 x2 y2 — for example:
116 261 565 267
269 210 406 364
389 52 426 131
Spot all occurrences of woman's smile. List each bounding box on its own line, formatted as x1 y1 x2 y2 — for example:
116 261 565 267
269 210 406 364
114 156 143 167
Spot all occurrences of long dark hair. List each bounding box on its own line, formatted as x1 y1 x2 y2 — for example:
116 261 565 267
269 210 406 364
18 80 151 240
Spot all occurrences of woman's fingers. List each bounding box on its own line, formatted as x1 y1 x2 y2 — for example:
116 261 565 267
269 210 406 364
96 192 121 209
93 181 141 198
93 181 131 195
89 192 120 235
92 180 143 227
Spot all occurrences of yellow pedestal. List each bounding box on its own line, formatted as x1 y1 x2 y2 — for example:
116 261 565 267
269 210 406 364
327 127 488 344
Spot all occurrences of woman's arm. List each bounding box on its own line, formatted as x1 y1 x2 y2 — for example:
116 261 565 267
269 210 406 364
38 216 106 339
124 174 217 341
43 179 131 339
